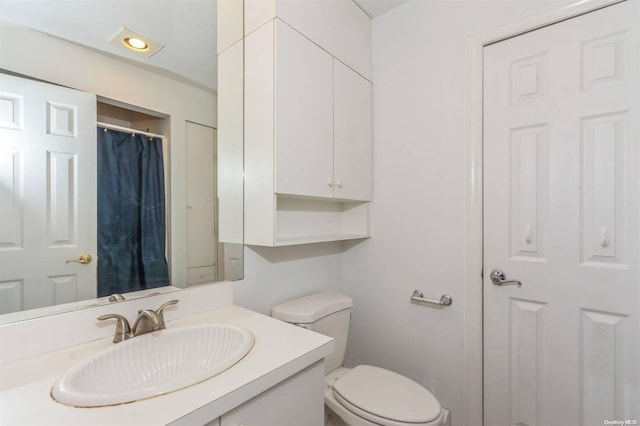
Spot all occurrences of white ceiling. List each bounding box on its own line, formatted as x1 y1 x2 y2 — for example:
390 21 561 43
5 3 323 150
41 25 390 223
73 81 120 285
0 0 411 92
353 0 411 18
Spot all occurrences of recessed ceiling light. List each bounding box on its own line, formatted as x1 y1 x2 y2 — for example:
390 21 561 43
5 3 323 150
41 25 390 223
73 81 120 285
109 26 163 59
123 37 148 51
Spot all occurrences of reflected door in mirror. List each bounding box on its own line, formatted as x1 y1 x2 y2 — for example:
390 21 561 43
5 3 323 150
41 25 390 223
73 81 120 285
185 122 218 285
0 73 97 314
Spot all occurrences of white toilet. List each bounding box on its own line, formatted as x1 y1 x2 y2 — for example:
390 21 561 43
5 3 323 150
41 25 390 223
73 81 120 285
272 292 445 426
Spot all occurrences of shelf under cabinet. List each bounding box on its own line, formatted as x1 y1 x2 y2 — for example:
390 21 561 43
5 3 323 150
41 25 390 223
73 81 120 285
276 233 369 246
275 195 369 245
245 195 370 247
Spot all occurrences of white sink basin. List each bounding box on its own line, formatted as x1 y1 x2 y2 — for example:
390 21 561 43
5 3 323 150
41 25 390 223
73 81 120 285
51 324 254 407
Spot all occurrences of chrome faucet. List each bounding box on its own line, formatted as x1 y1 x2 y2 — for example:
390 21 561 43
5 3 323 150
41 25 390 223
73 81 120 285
98 299 179 343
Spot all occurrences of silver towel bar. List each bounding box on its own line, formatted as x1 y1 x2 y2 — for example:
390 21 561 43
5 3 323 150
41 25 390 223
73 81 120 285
411 290 453 307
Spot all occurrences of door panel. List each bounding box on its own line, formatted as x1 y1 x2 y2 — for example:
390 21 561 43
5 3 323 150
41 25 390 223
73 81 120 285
275 19 333 198
0 73 97 313
185 121 217 283
333 59 372 201
483 2 639 425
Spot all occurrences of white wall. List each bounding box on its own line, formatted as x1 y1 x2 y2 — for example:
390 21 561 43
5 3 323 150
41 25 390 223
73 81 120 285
234 243 344 315
341 1 565 425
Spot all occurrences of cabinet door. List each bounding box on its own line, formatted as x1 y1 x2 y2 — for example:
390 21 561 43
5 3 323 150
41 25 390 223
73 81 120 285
220 362 324 426
275 19 333 198
333 60 372 201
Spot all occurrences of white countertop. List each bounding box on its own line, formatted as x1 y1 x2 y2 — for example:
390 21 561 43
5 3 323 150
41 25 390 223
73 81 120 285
0 305 333 425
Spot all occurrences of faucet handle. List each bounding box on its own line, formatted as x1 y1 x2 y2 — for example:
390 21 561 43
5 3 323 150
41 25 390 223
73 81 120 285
153 300 179 329
108 293 126 302
97 314 131 343
157 299 179 315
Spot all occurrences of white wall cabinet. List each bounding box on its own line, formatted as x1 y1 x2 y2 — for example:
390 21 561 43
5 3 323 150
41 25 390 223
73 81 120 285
245 17 372 246
244 0 372 81
275 20 372 201
275 21 334 199
333 60 372 201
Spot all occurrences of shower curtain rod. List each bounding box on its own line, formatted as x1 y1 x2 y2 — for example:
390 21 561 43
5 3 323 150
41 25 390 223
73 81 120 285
97 121 166 139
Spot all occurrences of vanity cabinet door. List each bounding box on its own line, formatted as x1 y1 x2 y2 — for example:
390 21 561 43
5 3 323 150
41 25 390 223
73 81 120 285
220 362 324 426
274 20 334 199
333 60 372 201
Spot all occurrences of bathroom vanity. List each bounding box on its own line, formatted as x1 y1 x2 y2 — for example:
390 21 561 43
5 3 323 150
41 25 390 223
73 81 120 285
0 283 333 425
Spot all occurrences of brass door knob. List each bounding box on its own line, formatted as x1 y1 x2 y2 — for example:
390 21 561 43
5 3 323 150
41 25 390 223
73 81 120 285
66 254 93 264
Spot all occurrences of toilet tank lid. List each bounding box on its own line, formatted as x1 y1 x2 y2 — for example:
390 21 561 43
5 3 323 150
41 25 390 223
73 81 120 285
272 292 353 323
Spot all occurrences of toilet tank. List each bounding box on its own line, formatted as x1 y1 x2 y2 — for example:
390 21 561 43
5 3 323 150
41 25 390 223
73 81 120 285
272 292 353 374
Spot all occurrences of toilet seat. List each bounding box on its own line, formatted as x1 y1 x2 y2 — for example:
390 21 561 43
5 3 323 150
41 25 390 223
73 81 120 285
331 365 442 426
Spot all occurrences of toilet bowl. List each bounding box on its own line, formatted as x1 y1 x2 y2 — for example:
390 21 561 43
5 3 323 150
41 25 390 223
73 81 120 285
324 366 444 426
272 292 444 426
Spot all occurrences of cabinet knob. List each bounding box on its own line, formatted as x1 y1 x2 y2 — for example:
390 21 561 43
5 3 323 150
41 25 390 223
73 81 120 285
327 179 334 187
336 179 343 188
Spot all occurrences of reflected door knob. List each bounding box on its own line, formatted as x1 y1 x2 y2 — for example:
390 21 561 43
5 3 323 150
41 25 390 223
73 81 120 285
66 254 93 264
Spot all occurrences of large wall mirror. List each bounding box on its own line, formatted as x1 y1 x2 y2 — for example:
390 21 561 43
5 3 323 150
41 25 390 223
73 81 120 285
0 0 244 323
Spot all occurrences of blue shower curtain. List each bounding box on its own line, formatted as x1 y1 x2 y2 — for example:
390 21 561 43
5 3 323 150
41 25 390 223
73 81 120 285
97 127 169 297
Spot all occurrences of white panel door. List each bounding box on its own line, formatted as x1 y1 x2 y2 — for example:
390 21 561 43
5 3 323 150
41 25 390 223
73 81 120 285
0 73 96 314
484 2 639 425
185 121 217 284
333 59 372 201
275 19 334 199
